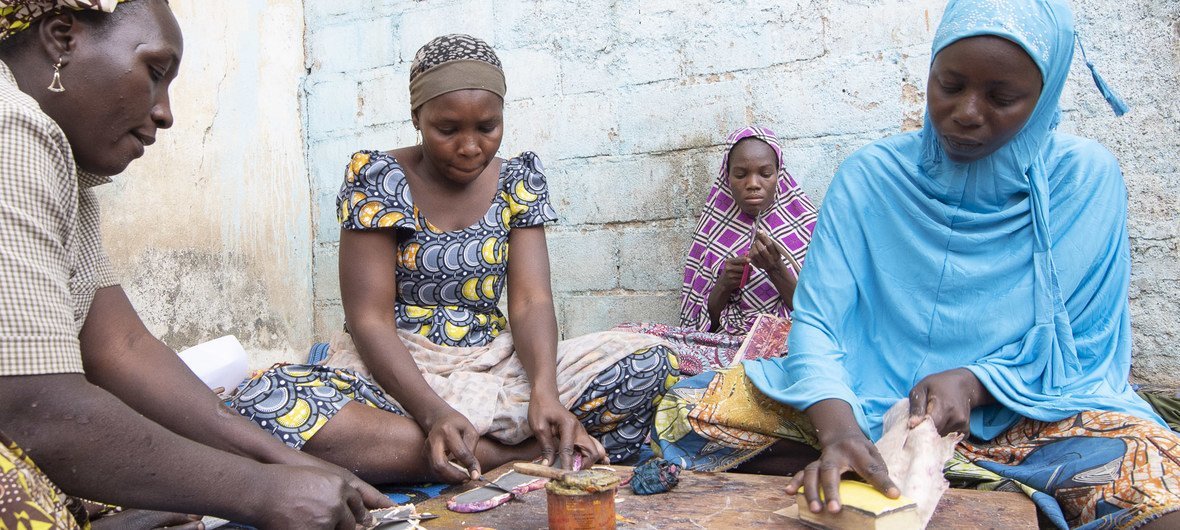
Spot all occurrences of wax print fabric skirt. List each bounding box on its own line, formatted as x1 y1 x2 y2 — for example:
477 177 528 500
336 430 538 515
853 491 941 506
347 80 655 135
233 330 679 463
0 431 87 530
654 365 1180 530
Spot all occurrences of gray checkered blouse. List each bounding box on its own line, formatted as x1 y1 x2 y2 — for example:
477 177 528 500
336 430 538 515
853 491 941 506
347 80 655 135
0 60 118 376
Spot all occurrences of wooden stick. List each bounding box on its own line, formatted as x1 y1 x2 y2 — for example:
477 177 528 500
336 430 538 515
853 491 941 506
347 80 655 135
772 238 804 276
448 460 481 481
513 462 569 480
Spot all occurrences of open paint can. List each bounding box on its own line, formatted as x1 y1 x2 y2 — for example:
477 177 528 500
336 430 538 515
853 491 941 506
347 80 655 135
544 469 620 530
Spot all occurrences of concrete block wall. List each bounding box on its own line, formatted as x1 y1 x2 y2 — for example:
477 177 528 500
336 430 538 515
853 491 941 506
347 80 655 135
303 0 1180 384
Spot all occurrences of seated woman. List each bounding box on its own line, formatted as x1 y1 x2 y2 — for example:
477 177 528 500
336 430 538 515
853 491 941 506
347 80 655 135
232 34 677 484
618 126 817 375
0 1 386 528
652 1 1180 528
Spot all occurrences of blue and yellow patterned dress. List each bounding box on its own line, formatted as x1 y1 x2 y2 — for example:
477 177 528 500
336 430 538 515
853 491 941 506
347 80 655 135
233 150 677 463
337 150 557 347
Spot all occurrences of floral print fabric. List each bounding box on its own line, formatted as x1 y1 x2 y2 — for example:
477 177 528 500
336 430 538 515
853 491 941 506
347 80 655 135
951 411 1180 529
0 431 88 529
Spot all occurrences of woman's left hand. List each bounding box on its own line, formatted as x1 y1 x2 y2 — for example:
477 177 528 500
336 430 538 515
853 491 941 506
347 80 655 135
749 231 792 279
527 393 607 469
908 368 994 437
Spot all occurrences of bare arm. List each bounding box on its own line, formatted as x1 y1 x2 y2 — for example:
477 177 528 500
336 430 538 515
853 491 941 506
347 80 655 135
80 286 293 462
766 269 797 311
707 256 749 331
338 228 474 481
505 226 559 399
506 226 606 467
339 228 450 425
79 286 390 509
0 374 364 527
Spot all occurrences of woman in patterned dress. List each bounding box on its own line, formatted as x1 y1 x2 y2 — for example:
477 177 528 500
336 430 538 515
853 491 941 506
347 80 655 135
233 34 678 485
616 125 818 376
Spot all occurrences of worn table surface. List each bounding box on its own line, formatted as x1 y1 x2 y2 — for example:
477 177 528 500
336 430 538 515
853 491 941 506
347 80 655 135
412 463 1037 530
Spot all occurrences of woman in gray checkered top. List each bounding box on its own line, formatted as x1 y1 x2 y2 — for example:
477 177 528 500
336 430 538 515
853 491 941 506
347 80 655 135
0 1 388 528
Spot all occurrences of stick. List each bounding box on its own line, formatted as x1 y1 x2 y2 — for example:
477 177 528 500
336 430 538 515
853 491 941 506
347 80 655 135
513 462 569 480
772 238 803 276
739 211 763 289
448 460 481 481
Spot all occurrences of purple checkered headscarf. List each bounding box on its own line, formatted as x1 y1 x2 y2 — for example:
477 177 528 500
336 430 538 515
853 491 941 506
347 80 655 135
679 126 818 334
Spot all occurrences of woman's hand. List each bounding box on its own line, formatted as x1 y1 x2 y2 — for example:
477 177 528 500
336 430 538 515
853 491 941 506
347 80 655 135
716 255 751 294
270 445 393 510
420 408 482 483
908 368 994 437
501 226 605 469
528 393 607 469
708 255 752 329
785 433 900 514
748 231 799 309
253 464 373 529
749 231 793 279
788 399 899 514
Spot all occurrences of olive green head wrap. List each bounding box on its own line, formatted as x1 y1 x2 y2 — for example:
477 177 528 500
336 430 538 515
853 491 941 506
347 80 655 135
409 34 506 111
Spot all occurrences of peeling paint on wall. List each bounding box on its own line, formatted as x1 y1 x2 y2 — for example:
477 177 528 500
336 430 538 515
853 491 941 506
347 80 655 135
96 0 312 368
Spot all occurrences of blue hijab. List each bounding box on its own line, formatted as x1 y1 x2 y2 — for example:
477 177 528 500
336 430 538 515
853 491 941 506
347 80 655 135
744 0 1163 441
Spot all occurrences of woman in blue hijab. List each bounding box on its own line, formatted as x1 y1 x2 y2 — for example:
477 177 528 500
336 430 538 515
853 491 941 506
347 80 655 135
652 1 1180 528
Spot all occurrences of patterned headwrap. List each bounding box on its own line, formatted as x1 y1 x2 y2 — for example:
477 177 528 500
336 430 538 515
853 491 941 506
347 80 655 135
679 126 819 335
409 34 506 111
0 0 128 42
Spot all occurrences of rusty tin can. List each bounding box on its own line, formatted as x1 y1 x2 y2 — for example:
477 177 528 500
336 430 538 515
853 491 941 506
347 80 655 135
544 469 620 530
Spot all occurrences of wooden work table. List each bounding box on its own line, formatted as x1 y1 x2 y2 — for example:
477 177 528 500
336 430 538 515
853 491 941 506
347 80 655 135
411 463 1037 529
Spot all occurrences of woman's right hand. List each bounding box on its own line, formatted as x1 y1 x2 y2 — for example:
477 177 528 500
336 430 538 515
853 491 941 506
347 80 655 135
716 255 751 294
254 464 371 529
785 433 900 514
421 408 482 483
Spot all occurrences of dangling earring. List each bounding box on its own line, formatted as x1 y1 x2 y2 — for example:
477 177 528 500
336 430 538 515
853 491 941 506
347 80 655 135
47 57 65 93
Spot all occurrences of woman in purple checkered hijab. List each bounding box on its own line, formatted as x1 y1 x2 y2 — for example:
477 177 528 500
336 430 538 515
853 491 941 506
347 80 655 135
617 126 817 374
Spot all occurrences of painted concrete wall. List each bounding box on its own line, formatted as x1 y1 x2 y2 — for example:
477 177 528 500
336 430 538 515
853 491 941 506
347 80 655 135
96 0 313 368
305 0 1179 384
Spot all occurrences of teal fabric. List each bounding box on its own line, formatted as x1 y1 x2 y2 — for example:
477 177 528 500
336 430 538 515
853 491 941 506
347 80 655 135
744 0 1163 441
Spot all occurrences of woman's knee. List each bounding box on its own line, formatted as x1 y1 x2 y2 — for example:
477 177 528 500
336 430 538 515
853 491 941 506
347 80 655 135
230 365 353 450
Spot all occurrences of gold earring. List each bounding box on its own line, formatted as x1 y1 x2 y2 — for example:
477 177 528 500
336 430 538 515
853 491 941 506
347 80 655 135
47 58 65 93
